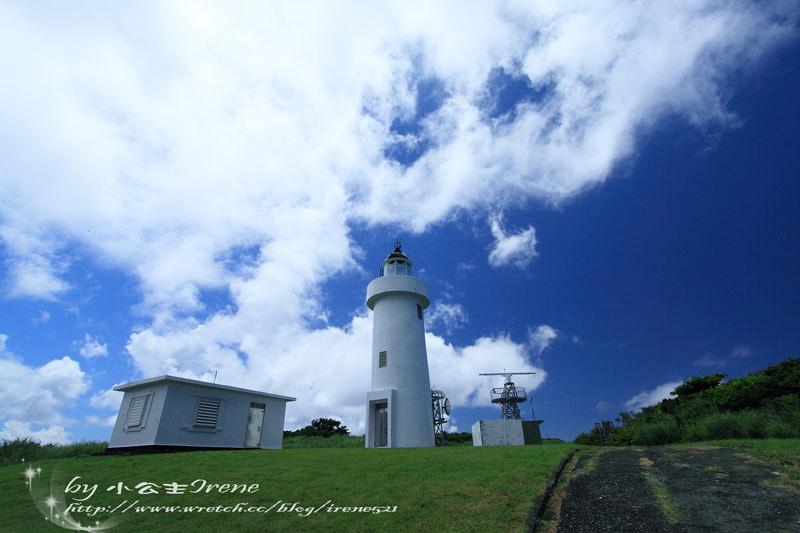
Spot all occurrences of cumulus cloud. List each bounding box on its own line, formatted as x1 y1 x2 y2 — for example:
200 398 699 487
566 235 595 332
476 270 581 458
76 333 109 359
85 414 118 427
89 386 124 411
1 2 793 307
528 325 558 355
488 216 538 268
0 2 795 431
427 333 546 410
0 334 6 353
0 354 90 424
0 420 71 445
624 380 683 412
426 302 468 335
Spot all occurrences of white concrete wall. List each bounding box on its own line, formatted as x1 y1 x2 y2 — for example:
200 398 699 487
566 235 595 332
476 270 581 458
108 384 167 448
471 420 525 446
366 275 434 448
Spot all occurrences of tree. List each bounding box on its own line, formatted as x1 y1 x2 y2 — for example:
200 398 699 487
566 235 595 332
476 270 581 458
672 373 727 398
291 418 350 438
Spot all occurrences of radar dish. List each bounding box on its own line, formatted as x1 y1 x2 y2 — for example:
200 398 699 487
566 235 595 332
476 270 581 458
443 398 451 415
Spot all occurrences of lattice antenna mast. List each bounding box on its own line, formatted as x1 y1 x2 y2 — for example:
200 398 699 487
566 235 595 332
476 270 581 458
479 372 536 420
431 388 450 447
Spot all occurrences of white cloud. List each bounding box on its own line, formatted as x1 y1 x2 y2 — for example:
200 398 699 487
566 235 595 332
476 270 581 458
426 302 468 334
1 2 791 309
89 386 124 411
0 334 6 353
0 420 71 445
76 333 109 359
624 380 683 412
35 310 51 324
488 216 538 269
427 333 546 410
85 414 118 428
730 345 752 358
528 325 558 355
0 355 90 424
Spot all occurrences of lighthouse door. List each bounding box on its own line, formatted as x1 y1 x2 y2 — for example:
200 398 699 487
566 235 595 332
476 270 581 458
374 402 388 447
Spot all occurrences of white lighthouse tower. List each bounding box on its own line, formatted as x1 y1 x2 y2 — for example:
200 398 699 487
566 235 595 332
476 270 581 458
365 243 434 448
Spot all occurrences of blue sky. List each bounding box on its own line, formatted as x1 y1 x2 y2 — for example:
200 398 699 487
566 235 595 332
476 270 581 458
1 2 798 444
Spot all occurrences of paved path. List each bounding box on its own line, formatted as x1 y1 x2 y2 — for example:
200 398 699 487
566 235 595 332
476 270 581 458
556 446 800 532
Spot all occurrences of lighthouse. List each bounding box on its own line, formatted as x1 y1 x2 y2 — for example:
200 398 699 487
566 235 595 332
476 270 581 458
365 244 435 448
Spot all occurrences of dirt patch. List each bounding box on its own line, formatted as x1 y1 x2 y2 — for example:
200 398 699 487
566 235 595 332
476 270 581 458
550 446 800 532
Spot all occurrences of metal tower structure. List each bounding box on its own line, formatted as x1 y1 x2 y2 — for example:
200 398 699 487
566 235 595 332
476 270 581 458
431 389 450 447
479 372 536 420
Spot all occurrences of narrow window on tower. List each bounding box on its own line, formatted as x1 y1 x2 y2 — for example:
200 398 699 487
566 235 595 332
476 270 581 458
417 304 422 320
378 351 387 368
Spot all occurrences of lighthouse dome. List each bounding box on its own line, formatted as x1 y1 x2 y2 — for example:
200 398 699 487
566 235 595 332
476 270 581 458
380 244 413 276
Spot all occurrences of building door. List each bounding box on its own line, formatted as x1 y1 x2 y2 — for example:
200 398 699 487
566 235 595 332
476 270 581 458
374 402 388 447
244 403 265 448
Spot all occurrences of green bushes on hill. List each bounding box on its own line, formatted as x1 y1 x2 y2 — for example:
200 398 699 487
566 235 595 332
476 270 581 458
283 417 350 438
0 438 108 467
575 357 800 446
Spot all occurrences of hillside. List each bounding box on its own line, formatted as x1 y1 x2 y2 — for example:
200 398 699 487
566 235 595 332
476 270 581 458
576 357 800 446
1 443 574 532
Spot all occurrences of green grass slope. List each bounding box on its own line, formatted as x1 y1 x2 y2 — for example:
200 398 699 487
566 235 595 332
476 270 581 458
1 444 575 532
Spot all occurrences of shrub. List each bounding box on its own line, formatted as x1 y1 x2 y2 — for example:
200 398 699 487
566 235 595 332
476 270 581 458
0 438 108 467
680 409 797 441
631 418 681 446
573 431 598 446
282 434 364 448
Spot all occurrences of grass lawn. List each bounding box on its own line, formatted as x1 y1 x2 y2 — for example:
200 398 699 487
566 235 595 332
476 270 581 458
0 443 575 532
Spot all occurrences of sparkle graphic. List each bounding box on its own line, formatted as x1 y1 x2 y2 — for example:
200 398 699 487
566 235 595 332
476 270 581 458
23 465 120 531
45 494 57 521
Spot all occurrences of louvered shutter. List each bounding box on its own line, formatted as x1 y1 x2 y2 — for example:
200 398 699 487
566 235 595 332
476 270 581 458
127 396 147 427
194 398 221 428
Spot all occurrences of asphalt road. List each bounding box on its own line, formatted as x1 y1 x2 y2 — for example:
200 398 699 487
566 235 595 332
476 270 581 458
555 446 800 532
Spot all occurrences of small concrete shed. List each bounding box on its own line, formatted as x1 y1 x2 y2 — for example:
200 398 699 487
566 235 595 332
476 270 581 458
107 376 295 452
471 419 543 446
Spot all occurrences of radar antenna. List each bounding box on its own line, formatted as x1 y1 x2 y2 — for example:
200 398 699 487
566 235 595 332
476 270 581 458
479 372 536 420
431 388 450 446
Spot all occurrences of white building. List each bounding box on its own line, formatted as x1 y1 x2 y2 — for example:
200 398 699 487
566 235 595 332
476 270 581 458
365 245 435 448
107 376 295 452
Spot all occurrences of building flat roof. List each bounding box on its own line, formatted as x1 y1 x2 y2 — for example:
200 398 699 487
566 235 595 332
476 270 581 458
113 375 296 401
